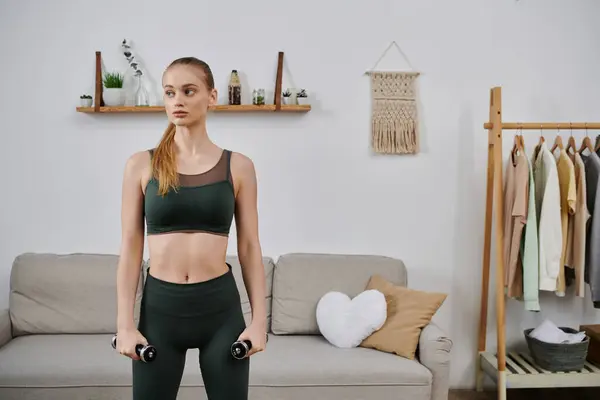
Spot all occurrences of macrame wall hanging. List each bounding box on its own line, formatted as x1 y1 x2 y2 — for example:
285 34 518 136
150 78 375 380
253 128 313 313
365 41 420 154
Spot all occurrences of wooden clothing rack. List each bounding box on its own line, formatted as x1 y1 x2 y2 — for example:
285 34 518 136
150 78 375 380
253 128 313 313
476 86 600 400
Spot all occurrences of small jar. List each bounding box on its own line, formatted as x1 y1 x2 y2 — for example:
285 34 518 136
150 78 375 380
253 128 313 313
252 88 265 105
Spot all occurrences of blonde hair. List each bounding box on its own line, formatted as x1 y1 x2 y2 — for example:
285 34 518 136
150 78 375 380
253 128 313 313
152 57 215 195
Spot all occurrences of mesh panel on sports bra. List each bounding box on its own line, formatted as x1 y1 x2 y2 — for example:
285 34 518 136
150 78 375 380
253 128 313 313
149 149 232 188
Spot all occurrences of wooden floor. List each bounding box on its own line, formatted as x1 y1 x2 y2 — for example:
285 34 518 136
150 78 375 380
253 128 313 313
450 388 600 400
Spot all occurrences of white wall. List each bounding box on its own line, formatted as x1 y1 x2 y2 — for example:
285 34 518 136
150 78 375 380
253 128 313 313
1 0 600 390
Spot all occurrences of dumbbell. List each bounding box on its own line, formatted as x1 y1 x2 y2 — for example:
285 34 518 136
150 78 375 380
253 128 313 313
111 334 157 363
231 339 252 360
231 333 268 360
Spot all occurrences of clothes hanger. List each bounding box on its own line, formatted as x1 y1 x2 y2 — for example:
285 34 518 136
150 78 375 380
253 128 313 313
565 123 577 155
579 123 594 154
532 124 544 159
550 128 564 153
519 134 525 151
537 124 545 146
512 125 524 156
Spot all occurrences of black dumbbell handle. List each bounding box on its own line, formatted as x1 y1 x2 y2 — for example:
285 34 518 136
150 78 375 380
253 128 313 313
134 344 144 355
111 334 157 362
230 334 269 359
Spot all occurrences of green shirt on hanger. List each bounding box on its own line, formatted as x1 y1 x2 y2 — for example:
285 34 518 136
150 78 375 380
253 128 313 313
522 151 540 311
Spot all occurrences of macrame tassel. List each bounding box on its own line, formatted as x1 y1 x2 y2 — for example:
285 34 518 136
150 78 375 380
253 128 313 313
369 71 420 154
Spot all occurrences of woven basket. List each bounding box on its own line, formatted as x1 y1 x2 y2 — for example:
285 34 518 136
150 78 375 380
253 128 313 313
524 327 589 372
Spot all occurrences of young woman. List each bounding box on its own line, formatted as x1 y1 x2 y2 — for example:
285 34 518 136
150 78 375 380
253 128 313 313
115 57 267 400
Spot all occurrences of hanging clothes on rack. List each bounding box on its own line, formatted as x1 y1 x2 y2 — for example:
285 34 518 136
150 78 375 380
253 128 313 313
565 151 590 298
583 150 600 308
503 147 528 299
476 87 600 399
532 141 563 293
521 146 540 311
554 146 577 297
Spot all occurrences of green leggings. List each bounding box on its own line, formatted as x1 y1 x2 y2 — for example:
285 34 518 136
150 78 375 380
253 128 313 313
132 264 249 400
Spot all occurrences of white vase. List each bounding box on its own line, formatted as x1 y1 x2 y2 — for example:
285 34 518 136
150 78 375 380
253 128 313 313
103 88 125 106
282 97 292 105
80 98 93 107
297 97 309 105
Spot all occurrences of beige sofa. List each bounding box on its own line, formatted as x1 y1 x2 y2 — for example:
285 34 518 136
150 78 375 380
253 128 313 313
0 252 452 400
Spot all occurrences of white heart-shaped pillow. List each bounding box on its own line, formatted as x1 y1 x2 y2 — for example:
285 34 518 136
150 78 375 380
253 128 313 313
316 289 387 348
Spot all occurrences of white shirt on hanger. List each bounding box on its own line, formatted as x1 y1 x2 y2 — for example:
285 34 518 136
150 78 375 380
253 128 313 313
532 142 563 291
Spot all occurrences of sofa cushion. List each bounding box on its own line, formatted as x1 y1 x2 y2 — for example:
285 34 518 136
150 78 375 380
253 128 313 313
0 333 431 391
359 274 448 359
9 253 144 336
316 289 387 348
251 334 431 388
271 253 407 334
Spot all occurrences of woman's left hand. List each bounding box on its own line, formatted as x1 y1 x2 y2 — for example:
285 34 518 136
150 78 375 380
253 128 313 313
237 321 267 357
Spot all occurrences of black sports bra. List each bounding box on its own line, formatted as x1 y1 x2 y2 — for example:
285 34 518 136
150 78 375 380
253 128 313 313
143 149 235 236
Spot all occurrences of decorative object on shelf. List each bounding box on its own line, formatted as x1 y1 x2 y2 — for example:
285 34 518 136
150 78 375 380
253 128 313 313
102 71 125 106
78 50 310 114
296 89 309 105
252 88 265 105
282 89 292 105
121 39 142 77
76 105 310 113
79 94 93 107
121 38 149 106
134 75 150 107
228 70 241 105
365 41 420 154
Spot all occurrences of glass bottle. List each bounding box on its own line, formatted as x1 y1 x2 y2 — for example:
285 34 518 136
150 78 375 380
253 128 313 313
228 70 241 105
134 74 149 107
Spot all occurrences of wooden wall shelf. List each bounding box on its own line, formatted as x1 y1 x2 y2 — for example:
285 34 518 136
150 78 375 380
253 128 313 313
76 104 311 113
80 50 310 114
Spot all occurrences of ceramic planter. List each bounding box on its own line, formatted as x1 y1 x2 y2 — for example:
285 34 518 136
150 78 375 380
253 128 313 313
296 97 309 105
103 88 126 106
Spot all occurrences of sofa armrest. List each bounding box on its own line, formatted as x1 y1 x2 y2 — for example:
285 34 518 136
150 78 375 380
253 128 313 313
417 321 452 400
0 308 12 349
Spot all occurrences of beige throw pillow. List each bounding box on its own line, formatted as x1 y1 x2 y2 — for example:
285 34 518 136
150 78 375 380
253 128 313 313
359 274 447 359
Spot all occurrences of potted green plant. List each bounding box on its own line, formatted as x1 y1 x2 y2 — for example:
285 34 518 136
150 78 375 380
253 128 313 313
282 89 292 105
296 89 309 105
102 71 125 106
79 94 93 107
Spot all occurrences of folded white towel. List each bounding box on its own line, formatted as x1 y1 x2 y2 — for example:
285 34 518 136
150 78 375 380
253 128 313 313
529 319 586 344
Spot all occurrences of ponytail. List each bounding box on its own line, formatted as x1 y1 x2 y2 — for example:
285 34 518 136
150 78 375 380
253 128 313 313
152 122 178 195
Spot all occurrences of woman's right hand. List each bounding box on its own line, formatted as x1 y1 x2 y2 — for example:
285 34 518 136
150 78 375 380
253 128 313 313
116 328 148 361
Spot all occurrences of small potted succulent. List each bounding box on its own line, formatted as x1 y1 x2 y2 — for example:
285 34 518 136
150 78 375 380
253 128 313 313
102 71 125 106
296 89 309 105
79 94 93 107
282 89 292 105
